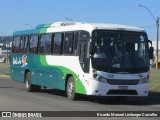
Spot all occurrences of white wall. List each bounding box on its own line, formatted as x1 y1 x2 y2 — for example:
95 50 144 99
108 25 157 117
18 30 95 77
151 41 160 53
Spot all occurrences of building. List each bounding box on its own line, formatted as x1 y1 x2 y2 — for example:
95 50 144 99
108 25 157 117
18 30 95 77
0 36 12 62
151 41 160 53
151 41 160 60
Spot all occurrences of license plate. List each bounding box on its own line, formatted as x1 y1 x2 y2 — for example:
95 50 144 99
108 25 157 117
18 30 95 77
118 86 128 90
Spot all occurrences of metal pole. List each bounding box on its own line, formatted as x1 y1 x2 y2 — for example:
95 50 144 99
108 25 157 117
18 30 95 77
7 44 8 63
139 5 159 69
25 24 34 29
156 17 159 69
65 18 73 22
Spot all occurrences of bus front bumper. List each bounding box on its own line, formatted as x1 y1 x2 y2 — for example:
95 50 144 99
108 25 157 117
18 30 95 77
87 80 149 97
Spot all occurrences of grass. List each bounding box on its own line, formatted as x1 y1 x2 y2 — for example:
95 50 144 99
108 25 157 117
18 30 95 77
0 63 159 92
0 63 10 75
149 69 160 92
0 64 10 69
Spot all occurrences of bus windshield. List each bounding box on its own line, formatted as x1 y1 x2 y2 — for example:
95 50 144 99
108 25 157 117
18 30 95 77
91 30 150 74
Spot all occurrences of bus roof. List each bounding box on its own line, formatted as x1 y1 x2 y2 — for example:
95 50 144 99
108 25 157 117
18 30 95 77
13 22 145 36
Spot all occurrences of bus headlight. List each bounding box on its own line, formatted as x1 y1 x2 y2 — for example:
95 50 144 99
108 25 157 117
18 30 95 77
93 73 98 78
98 76 107 83
139 78 149 84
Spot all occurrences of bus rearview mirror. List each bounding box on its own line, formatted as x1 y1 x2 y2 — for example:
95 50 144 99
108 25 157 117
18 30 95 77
149 47 154 59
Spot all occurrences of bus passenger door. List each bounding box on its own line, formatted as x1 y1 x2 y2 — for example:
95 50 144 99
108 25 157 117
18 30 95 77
79 40 90 73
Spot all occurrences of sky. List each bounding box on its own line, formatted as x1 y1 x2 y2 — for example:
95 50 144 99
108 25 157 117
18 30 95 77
0 0 160 41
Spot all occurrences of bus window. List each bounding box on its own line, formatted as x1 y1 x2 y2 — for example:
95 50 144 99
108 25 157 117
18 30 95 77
12 36 20 53
40 34 51 54
24 36 29 53
63 32 74 55
20 36 25 53
30 35 38 54
79 41 90 73
73 32 80 55
79 31 90 73
53 33 63 54
80 31 90 39
79 43 85 64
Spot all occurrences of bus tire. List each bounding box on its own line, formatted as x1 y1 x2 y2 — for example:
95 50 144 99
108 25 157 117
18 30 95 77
66 76 77 100
25 72 41 92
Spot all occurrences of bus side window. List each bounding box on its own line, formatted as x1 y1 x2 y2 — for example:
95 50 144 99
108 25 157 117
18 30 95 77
79 43 85 66
53 33 63 54
24 36 29 53
12 37 16 53
63 32 74 55
79 31 90 73
20 36 25 53
40 34 51 54
12 36 20 53
30 35 38 54
73 32 80 55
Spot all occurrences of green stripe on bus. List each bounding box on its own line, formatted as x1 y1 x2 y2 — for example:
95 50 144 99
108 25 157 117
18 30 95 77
39 55 87 95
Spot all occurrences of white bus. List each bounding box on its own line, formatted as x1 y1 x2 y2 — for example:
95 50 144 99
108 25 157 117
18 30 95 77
10 22 153 100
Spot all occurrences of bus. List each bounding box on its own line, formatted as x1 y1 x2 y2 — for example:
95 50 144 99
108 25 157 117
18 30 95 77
10 22 154 100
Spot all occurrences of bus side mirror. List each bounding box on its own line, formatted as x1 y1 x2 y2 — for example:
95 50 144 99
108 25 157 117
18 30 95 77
149 47 154 59
148 40 152 46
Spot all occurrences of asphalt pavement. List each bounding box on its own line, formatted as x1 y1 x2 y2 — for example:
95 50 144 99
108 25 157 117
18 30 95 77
0 76 160 120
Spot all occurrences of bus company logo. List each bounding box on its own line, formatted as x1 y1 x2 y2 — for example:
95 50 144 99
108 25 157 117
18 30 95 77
2 112 11 117
21 55 28 67
107 74 114 79
13 55 28 67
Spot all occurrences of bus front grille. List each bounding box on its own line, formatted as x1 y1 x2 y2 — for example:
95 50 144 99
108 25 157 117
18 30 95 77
107 79 140 85
107 90 138 95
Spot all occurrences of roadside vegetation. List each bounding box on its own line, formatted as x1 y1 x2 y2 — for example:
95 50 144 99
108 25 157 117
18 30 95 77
0 63 10 76
150 69 160 92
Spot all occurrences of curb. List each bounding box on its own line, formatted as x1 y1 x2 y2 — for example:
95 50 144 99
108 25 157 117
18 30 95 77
0 75 10 78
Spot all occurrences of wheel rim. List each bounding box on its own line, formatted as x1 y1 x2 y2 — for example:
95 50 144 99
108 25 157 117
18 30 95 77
68 81 74 97
25 80 29 89
25 74 30 89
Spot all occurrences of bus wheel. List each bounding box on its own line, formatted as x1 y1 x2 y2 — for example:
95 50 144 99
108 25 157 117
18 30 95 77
67 77 77 100
25 72 41 92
